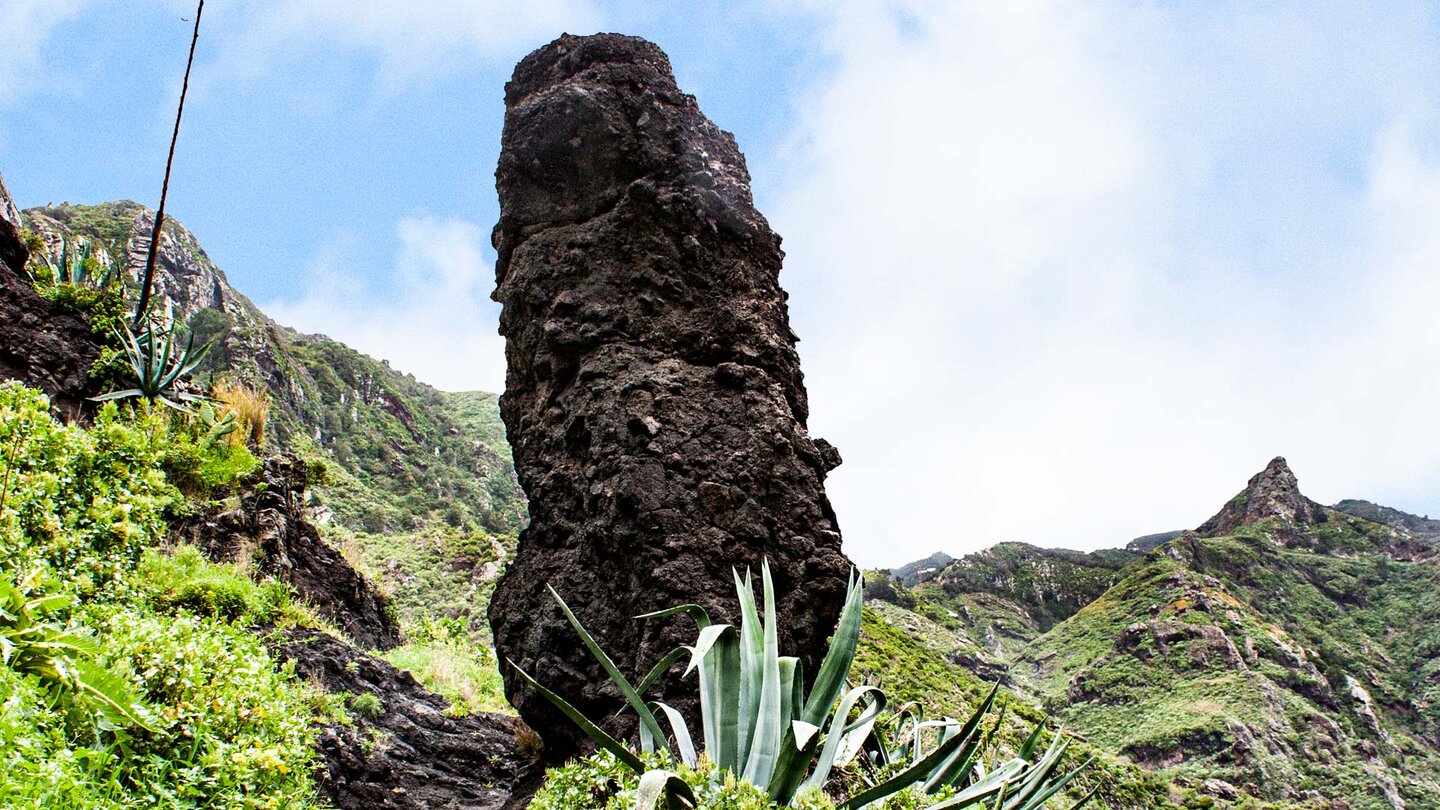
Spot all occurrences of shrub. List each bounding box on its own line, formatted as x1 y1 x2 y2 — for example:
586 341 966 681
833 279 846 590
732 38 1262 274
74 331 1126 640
347 691 385 720
0 383 175 597
212 378 270 449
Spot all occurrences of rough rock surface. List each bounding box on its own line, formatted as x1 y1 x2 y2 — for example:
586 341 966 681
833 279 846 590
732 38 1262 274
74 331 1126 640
269 628 530 810
0 173 106 421
1195 456 1328 538
0 170 27 272
174 455 401 650
487 33 853 755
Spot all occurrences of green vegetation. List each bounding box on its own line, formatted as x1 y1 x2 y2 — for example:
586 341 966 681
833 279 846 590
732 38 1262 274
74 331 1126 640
93 322 214 411
0 382 329 808
527 565 1096 809
379 616 511 716
532 750 837 810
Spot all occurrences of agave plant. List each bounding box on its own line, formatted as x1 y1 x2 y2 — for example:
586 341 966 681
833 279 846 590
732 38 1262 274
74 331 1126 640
0 573 150 731
31 238 122 290
855 690 1095 810
193 400 238 449
516 563 1092 809
92 322 213 411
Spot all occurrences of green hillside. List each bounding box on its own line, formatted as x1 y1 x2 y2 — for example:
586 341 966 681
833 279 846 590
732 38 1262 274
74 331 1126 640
884 459 1440 808
23 202 527 540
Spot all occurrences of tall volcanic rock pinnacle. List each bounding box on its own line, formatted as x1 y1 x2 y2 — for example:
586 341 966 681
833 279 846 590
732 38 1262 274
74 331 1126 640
487 33 853 754
1196 456 1328 537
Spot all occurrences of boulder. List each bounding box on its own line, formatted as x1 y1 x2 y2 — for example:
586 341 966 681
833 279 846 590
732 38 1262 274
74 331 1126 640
487 33 853 755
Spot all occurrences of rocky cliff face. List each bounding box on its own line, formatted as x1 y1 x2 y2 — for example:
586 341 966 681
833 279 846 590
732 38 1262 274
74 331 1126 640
0 173 106 420
487 33 853 754
173 455 401 650
0 170 27 272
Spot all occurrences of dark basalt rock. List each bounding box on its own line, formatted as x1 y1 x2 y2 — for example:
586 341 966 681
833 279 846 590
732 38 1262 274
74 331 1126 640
1196 457 1328 538
0 171 105 421
487 33 853 756
0 171 27 273
173 455 401 650
269 628 531 810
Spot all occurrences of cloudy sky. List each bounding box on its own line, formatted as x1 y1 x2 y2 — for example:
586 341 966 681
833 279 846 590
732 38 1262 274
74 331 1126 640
4 0 1438 566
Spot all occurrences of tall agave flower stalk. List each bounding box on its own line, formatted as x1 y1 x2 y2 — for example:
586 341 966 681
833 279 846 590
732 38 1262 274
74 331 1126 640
133 0 205 327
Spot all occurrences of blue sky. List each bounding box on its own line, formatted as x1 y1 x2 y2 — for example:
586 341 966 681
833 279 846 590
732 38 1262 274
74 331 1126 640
3 1 1439 566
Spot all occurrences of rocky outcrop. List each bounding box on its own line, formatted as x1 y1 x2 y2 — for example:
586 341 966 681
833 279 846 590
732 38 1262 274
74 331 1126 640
174 455 401 650
270 628 531 810
1196 457 1328 538
0 170 27 272
487 33 853 755
0 174 106 421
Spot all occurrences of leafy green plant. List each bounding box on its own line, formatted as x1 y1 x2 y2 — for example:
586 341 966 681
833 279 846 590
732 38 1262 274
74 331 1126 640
855 691 1094 810
32 237 122 290
93 322 213 410
0 572 149 731
523 564 1097 809
519 566 928 809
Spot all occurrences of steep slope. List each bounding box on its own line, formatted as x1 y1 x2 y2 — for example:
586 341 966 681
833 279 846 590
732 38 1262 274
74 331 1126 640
22 202 526 538
1011 459 1440 808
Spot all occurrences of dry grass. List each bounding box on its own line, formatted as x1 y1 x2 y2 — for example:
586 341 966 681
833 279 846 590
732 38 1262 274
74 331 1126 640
211 378 270 448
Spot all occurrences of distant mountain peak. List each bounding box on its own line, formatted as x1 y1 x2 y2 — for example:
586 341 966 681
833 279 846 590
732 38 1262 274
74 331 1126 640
1196 456 1328 537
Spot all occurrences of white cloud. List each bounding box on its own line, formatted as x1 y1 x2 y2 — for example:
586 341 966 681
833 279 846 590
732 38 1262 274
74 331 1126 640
264 217 507 394
770 0 1440 566
0 0 89 106
206 0 603 92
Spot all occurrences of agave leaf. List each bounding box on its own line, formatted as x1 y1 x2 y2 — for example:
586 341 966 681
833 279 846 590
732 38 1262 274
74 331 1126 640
778 656 800 730
633 769 696 810
841 720 977 810
1018 720 1045 761
547 585 669 752
801 568 864 729
695 622 740 771
742 562 783 789
652 702 698 768
922 683 1001 792
768 719 824 805
802 685 884 793
509 659 645 772
636 604 711 629
1066 787 1098 810
88 389 146 403
637 647 688 698
684 623 734 678
834 689 887 768
734 568 763 771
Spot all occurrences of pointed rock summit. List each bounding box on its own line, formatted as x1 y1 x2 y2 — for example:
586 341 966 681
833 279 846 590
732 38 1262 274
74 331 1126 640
1196 456 1328 537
